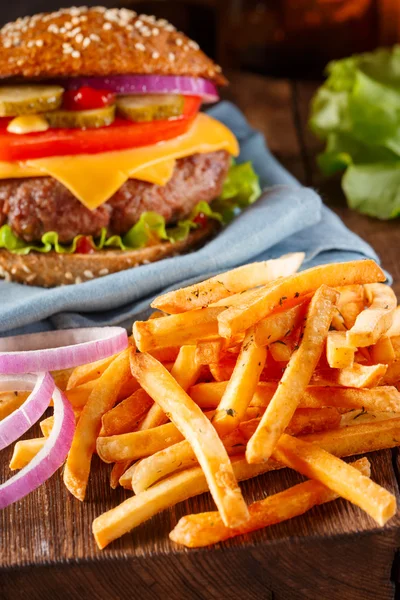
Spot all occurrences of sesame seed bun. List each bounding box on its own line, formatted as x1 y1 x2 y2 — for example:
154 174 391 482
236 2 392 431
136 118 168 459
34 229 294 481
0 6 225 84
0 221 217 287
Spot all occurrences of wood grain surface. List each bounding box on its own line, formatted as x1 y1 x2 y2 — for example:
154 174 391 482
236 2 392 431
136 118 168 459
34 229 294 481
2 72 400 600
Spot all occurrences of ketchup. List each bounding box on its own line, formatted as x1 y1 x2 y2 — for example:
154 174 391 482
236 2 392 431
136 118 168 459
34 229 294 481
63 87 115 111
193 212 209 228
74 236 95 254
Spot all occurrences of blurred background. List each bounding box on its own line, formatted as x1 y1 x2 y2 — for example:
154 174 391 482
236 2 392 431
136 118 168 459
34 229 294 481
1 0 399 78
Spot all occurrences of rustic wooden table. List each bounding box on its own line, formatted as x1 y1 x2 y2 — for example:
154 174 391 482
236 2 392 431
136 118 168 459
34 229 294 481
2 72 400 600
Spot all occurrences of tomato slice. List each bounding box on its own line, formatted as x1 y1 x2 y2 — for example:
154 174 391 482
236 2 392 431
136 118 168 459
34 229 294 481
0 96 201 161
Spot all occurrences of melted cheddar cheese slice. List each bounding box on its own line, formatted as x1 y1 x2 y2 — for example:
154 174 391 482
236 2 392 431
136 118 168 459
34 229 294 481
0 114 239 210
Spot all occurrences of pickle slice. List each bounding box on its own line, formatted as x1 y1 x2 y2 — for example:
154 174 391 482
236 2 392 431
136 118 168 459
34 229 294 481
45 105 115 129
0 85 64 117
116 94 184 122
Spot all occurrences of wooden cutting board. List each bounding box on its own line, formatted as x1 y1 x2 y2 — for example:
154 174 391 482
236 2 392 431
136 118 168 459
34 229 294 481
2 73 400 600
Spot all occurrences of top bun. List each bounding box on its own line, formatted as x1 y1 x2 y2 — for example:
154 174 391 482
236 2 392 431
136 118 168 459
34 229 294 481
0 6 226 84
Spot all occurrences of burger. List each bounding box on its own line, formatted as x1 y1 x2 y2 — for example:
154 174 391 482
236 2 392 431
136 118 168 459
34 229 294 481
0 6 260 287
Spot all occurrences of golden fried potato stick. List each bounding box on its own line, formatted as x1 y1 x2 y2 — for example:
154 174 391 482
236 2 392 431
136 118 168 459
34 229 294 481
169 457 370 548
130 408 340 493
100 389 153 437
254 302 308 347
217 260 385 339
195 340 225 365
272 434 396 526
64 380 96 409
326 331 355 369
347 283 397 347
211 328 267 437
63 349 131 501
387 306 400 337
133 307 224 352
67 355 116 389
0 391 29 421
151 254 305 314
246 285 339 464
314 363 387 388
9 438 45 470
370 336 395 365
130 351 249 528
93 456 273 550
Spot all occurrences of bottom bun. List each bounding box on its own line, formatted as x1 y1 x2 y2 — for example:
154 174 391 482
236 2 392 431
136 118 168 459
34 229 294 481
0 223 216 288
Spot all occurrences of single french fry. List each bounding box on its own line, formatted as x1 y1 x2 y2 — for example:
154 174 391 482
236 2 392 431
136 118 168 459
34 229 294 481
116 377 140 402
314 363 387 388
272 434 396 526
254 302 308 347
100 389 153 437
209 356 237 382
63 380 97 409
326 331 355 369
347 283 397 348
212 328 267 436
195 340 225 365
151 254 305 314
217 260 385 339
382 359 400 385
93 455 274 550
370 336 395 365
149 347 180 363
387 306 400 337
0 391 29 421
269 339 294 363
67 355 116 389
51 368 75 391
130 408 340 493
169 457 371 548
130 351 249 528
63 349 131 501
246 285 339 464
133 307 223 352
40 410 81 437
9 438 45 470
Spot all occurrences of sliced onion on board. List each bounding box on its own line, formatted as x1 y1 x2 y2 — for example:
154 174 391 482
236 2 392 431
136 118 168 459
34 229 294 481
0 327 128 374
0 381 75 509
60 75 219 103
0 373 54 451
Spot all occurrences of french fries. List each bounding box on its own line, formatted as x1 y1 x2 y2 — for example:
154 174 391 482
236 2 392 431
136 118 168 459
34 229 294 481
272 434 396 525
130 351 249 528
63 349 131 501
151 253 305 313
326 331 355 369
246 285 339 464
211 328 266 436
217 260 385 338
169 457 371 548
133 307 223 352
0 391 29 421
347 283 396 347
14 255 396 551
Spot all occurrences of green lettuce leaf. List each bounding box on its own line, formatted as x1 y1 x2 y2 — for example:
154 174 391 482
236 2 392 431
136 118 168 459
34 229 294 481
309 45 400 219
0 161 261 255
343 163 400 219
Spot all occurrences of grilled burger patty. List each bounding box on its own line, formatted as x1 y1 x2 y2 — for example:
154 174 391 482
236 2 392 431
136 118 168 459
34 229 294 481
0 151 230 243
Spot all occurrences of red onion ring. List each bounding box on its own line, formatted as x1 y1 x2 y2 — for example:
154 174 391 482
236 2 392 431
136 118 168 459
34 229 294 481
0 381 75 509
0 327 128 374
60 75 219 103
0 373 54 451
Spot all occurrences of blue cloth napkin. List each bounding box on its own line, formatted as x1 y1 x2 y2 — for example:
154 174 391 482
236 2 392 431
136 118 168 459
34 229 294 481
0 101 382 335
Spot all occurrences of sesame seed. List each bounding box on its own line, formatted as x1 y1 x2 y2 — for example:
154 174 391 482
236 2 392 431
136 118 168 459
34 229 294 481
165 24 176 32
99 268 109 276
135 20 143 28
79 15 88 22
75 33 84 43
126 24 133 31
75 276 82 285
152 27 159 35
59 27 66 34
71 17 80 25
135 42 145 51
71 50 80 59
64 22 73 30
188 40 200 50
175 38 183 46
215 65 222 72
26 274 36 283
82 37 91 48
168 52 175 62
90 33 100 42
65 272 73 280
35 39 43 47
103 22 112 30
11 267 17 275
21 264 31 274
152 51 160 59
84 270 94 279
16 59 24 66
27 40 35 48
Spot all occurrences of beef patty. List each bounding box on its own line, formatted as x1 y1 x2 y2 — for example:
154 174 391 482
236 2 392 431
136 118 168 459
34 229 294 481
0 151 230 243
